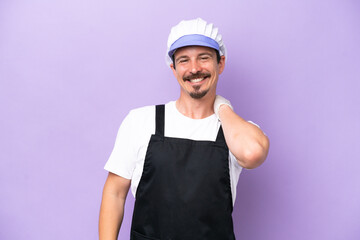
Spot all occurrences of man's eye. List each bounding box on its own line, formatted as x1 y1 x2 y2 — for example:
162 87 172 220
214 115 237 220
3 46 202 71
201 56 210 60
179 59 188 63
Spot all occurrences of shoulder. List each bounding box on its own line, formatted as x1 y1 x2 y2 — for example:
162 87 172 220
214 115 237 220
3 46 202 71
116 105 155 134
128 102 175 119
121 102 175 135
121 104 158 135
127 105 155 120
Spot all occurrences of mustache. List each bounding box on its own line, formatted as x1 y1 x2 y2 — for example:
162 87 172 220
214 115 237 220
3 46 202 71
183 72 211 81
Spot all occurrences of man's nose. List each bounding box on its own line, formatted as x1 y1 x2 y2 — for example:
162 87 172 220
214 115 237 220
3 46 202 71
190 60 201 74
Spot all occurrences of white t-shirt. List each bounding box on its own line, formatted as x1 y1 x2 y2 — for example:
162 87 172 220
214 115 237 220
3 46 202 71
104 101 245 205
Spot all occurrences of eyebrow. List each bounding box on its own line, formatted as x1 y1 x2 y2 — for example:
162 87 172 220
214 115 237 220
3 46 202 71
198 52 213 58
199 52 213 56
175 55 189 63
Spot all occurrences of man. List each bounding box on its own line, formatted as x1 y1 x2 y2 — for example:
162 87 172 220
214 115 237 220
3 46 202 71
99 18 269 240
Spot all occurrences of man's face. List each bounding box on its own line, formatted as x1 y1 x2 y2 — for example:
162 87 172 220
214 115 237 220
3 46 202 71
170 46 225 99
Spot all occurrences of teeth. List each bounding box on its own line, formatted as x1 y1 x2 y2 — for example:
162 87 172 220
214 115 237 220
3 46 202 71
190 78 204 83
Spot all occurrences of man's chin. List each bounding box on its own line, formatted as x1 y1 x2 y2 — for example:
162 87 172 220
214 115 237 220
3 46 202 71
190 90 209 99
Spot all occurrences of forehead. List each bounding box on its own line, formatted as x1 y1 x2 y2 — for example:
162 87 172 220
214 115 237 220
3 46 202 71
173 46 217 58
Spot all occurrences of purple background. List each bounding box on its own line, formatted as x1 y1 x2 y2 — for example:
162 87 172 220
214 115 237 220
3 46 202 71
1 0 359 239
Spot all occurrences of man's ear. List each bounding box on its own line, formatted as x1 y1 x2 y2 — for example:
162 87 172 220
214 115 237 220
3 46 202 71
170 63 177 76
218 56 225 74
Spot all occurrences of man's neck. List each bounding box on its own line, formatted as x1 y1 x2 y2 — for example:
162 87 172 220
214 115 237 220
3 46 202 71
176 92 216 119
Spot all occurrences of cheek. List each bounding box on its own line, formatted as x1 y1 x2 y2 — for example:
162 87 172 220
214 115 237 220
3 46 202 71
175 69 186 78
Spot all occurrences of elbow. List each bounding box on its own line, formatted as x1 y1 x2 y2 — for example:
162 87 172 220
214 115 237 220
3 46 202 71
239 138 270 169
241 151 266 169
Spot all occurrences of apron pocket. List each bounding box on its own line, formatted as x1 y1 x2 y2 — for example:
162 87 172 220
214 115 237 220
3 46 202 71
131 230 160 240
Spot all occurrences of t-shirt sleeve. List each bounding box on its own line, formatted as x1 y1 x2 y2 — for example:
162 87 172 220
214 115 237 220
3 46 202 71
104 111 138 179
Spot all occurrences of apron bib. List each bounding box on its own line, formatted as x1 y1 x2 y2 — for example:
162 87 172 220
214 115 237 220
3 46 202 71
131 105 235 240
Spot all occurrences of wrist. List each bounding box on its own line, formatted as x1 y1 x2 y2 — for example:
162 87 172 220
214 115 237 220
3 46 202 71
214 95 233 120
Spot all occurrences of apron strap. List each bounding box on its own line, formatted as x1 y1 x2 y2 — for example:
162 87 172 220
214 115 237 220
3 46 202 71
155 104 165 136
215 125 226 143
156 104 224 143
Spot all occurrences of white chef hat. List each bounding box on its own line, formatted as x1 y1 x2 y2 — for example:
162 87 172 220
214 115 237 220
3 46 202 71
165 18 227 66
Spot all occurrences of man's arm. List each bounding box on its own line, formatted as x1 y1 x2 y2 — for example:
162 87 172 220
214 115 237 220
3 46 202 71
218 104 270 169
99 172 131 240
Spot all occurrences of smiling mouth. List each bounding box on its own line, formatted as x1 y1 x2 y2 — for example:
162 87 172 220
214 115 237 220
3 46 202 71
189 77 205 83
183 73 210 83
